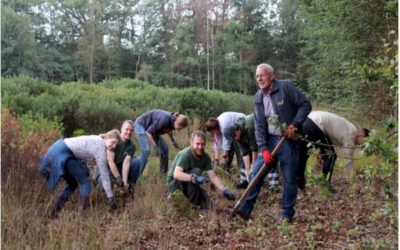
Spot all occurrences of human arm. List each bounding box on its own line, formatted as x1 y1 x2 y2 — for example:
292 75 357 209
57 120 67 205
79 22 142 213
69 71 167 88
207 170 235 200
122 155 132 187
107 150 123 186
242 155 251 179
173 166 207 183
168 131 180 149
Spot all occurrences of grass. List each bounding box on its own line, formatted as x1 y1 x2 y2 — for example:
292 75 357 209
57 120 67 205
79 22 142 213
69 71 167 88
2 128 398 249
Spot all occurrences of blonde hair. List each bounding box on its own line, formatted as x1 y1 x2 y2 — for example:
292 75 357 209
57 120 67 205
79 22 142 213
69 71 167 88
99 129 121 142
173 113 189 128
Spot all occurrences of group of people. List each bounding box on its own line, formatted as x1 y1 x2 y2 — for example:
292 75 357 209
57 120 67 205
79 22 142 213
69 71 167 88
39 63 369 224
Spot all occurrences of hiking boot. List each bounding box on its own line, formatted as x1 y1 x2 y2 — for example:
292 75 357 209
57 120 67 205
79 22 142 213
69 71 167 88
78 196 89 217
224 207 251 221
236 180 248 189
49 195 68 219
298 180 306 190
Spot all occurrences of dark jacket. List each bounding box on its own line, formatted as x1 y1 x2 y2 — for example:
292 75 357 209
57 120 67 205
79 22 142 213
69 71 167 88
136 109 174 137
236 114 258 156
254 79 311 151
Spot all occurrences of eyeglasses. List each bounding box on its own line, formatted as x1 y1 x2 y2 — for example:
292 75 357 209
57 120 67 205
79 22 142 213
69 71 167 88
255 74 269 79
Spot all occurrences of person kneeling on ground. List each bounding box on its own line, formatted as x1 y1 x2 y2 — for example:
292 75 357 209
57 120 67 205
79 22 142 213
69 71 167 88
94 120 141 196
167 130 235 209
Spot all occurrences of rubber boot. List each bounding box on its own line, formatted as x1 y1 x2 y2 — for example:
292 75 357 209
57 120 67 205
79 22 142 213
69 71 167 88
49 195 68 219
78 196 89 217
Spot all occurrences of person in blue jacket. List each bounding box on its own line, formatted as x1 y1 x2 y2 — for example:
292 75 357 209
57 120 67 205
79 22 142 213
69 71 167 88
134 109 189 174
228 63 311 223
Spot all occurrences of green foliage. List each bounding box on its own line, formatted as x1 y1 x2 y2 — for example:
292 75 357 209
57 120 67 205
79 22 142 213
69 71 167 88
2 76 253 135
360 117 397 184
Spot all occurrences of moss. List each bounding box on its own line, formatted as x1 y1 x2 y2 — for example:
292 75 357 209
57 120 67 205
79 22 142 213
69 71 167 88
167 190 198 219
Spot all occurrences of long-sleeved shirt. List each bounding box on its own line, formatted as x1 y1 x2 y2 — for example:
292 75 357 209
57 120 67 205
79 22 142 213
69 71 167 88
64 135 113 198
135 109 174 136
308 111 358 173
214 112 245 152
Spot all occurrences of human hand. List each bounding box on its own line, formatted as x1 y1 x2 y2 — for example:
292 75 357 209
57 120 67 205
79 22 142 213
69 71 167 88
195 175 207 184
154 145 163 156
116 176 124 187
262 149 274 165
221 154 228 165
285 124 297 139
108 197 117 210
223 188 235 200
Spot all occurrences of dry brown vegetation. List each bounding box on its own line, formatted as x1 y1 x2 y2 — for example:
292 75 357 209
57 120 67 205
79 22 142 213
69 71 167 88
1 109 398 249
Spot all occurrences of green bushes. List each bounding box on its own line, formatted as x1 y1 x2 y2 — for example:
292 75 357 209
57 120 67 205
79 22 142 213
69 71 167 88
2 76 254 135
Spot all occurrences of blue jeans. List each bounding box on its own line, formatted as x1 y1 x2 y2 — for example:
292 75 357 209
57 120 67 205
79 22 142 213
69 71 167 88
240 136 299 219
134 121 169 174
134 121 151 174
129 156 141 184
60 159 91 199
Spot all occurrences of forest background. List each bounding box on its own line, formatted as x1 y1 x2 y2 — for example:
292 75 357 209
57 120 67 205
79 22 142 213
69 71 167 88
1 0 399 248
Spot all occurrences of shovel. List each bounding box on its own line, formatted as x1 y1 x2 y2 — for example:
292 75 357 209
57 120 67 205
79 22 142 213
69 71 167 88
229 136 286 219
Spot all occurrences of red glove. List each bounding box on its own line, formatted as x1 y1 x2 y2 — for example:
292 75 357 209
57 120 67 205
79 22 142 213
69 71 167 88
285 124 296 139
262 149 274 165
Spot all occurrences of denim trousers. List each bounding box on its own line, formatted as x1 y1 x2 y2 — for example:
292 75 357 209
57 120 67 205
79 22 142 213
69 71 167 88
134 121 169 174
240 136 300 219
60 158 91 199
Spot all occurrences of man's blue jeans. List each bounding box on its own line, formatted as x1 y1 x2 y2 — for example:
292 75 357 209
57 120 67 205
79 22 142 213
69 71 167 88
134 121 169 174
239 136 299 219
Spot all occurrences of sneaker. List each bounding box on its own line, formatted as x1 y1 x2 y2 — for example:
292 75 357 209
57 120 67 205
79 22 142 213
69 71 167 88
236 180 249 189
224 207 251 221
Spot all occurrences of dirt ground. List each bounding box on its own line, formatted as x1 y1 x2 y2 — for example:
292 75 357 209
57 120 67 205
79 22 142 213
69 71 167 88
131 173 398 249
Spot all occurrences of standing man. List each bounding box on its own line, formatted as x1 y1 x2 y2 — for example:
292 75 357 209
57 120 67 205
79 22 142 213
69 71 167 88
229 63 311 223
298 111 369 191
167 130 235 210
205 112 246 188
223 114 279 191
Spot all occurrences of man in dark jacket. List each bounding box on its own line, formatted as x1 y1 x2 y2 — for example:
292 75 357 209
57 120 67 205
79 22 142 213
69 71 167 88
229 63 311 223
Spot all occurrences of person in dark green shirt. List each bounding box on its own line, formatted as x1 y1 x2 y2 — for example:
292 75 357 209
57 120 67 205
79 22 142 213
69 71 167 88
224 114 279 192
95 120 140 196
167 130 235 209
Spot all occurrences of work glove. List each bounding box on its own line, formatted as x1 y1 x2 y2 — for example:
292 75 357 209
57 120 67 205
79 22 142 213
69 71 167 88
192 175 207 184
285 124 297 140
154 145 163 156
116 176 124 187
223 188 235 200
172 140 179 149
108 197 117 210
262 149 274 165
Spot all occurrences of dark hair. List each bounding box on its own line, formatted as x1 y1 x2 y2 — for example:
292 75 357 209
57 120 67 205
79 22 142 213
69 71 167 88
205 118 219 132
191 130 206 141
